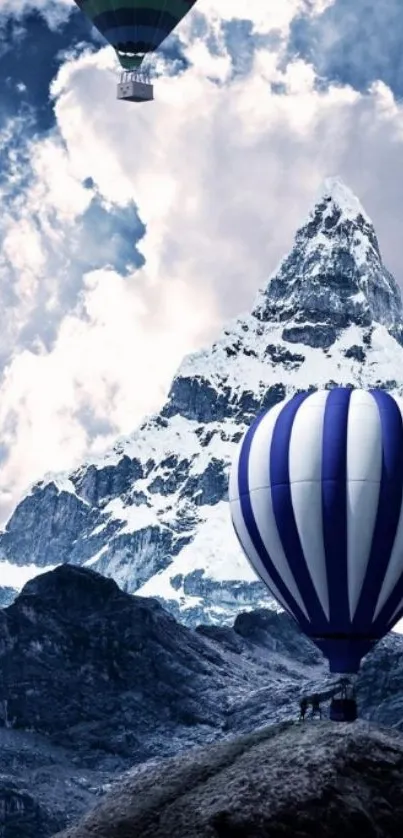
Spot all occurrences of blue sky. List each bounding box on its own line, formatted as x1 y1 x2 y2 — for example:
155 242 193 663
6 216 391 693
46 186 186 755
0 9 91 133
1 0 403 521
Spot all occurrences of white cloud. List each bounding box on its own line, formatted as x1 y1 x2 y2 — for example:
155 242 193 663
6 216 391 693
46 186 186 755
0 265 218 519
49 37 403 317
188 0 309 35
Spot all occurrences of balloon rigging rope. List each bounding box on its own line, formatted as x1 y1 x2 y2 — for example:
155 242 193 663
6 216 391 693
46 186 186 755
132 0 137 63
152 0 169 65
109 0 121 55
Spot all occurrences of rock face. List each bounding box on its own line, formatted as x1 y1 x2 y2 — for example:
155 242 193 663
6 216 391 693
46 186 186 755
2 178 403 625
0 781 61 838
0 724 113 838
0 564 398 738
0 566 326 771
0 565 402 836
0 564 400 759
54 722 403 838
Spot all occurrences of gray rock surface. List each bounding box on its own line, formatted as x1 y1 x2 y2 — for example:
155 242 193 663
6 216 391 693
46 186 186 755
0 567 326 772
0 728 107 838
0 565 400 835
53 721 403 838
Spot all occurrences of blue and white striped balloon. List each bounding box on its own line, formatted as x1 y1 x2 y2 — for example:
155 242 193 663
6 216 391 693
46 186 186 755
229 387 403 673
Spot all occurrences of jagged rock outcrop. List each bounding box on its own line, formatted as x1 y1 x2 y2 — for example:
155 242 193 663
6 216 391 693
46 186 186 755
0 565 401 836
2 178 403 625
0 564 400 760
0 566 326 771
0 779 61 838
54 722 403 838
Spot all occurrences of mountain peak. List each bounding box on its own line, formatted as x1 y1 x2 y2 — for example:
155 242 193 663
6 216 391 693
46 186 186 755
317 176 371 224
2 181 403 629
253 178 403 342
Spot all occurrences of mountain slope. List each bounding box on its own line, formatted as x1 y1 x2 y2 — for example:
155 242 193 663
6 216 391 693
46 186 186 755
1 177 403 624
0 564 403 836
55 722 403 838
0 563 400 758
0 566 325 768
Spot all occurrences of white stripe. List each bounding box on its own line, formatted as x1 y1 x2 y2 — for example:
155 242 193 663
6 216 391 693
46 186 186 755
228 437 242 503
289 390 330 620
247 400 286 492
230 496 296 618
373 397 403 621
247 404 309 619
347 389 382 619
229 396 292 502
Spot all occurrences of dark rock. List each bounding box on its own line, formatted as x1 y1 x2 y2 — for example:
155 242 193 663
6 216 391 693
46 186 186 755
0 779 63 838
0 566 402 835
264 344 305 366
0 727 110 838
180 459 228 506
54 723 403 838
73 457 143 506
282 323 338 349
0 483 96 567
162 376 231 422
233 608 323 666
260 383 287 411
344 345 366 362
148 458 192 496
0 566 323 772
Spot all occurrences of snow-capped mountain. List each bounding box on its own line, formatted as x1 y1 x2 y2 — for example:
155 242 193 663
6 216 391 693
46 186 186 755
2 176 403 625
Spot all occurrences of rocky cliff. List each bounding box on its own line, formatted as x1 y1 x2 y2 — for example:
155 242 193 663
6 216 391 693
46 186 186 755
0 565 402 837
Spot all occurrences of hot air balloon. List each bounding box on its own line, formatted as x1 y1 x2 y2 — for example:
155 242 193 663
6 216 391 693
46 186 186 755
229 387 403 720
74 0 198 102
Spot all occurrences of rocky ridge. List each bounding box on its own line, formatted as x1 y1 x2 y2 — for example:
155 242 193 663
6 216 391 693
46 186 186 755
0 564 402 836
55 722 403 838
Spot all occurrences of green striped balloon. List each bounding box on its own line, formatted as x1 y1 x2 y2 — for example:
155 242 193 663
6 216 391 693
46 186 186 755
74 0 198 69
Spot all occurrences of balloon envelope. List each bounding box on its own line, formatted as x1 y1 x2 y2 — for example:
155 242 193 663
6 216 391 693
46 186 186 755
74 0 198 69
229 387 403 673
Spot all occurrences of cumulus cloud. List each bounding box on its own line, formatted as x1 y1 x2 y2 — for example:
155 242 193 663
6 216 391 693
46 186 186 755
1 0 403 525
50 33 403 311
288 0 403 97
0 266 217 515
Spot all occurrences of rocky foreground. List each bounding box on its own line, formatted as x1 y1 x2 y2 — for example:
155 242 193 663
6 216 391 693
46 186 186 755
0 565 402 836
55 721 403 838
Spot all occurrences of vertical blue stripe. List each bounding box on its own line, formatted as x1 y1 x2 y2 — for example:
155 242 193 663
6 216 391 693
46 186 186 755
321 387 351 632
314 637 375 674
237 408 310 631
353 390 403 629
270 392 328 632
231 516 293 621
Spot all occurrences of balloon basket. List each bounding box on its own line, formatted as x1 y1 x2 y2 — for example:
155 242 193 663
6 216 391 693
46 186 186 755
329 697 357 723
117 71 154 103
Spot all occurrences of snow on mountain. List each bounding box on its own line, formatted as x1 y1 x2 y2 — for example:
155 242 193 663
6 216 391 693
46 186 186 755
1 176 403 625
